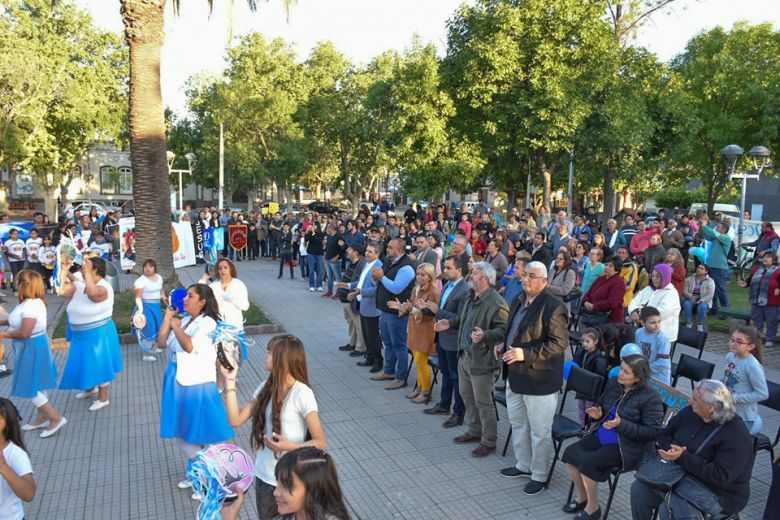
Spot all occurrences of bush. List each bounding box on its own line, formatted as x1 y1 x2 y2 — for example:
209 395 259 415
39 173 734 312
655 187 707 211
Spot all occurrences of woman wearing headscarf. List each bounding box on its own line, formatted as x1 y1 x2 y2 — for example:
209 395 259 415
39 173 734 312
627 263 681 343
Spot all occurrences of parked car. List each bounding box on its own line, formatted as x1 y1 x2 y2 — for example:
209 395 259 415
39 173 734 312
63 201 122 220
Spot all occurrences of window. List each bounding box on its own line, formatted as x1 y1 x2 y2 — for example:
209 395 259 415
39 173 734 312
100 165 133 195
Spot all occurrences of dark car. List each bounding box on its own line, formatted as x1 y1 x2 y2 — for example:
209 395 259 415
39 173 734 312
307 201 341 215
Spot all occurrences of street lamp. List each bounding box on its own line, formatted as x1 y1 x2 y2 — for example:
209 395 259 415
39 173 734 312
167 151 197 217
721 143 772 247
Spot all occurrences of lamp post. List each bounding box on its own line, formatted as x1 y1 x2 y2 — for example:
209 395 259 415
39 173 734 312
567 148 574 217
167 151 198 217
721 144 772 247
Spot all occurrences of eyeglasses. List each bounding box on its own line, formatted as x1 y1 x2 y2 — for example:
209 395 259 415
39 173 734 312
728 336 752 346
520 273 545 280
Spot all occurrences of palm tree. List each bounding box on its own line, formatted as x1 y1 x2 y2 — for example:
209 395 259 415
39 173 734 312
117 0 294 284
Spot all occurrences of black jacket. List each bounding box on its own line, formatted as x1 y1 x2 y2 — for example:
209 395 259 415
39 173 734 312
376 254 415 314
503 288 568 395
339 257 365 303
278 231 293 255
588 379 663 471
657 406 753 515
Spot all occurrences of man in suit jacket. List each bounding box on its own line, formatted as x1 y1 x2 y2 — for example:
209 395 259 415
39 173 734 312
421 254 471 427
526 232 552 267
494 261 569 496
349 243 384 373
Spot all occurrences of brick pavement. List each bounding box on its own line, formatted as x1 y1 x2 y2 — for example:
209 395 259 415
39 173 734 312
0 259 776 519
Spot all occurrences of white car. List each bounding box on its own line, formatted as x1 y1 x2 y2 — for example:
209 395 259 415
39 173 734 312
63 201 121 220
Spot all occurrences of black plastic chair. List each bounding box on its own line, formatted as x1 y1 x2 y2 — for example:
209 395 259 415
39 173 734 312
753 380 780 464
566 466 625 520
671 325 708 378
671 353 714 391
544 366 605 488
404 349 439 403
491 389 512 456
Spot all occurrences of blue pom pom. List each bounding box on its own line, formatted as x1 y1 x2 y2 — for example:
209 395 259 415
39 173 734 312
170 287 188 313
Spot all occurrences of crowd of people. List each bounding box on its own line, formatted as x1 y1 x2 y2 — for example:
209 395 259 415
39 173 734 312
0 199 778 519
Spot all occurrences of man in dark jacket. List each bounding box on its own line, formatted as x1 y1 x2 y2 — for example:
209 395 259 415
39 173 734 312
277 222 295 279
494 260 568 495
422 254 470 428
337 245 366 356
434 262 508 458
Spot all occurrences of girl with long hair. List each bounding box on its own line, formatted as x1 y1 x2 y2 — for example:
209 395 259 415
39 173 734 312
0 270 65 438
272 448 351 520
0 397 36 519
222 334 326 519
157 283 234 498
722 326 769 435
132 259 164 362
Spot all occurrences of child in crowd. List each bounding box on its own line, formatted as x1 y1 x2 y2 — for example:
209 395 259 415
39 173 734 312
88 231 111 260
39 236 56 293
3 229 25 293
24 229 42 276
599 323 635 371
222 334 326 520
0 397 36 520
723 326 769 434
272 448 351 520
634 306 671 384
248 223 259 260
571 328 609 424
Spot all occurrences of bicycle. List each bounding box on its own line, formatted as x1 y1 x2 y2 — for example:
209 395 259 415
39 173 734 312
735 245 755 283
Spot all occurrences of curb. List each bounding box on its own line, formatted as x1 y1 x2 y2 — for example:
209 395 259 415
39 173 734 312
50 323 285 351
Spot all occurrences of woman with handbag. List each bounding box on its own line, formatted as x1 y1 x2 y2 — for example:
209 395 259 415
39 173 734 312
580 257 626 328
630 380 754 520
562 355 663 520
547 252 577 315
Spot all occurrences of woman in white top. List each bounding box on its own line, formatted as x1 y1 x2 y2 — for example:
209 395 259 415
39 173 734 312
0 398 36 520
222 334 326 520
57 257 122 412
0 270 65 438
157 283 234 498
132 259 164 362
201 258 249 366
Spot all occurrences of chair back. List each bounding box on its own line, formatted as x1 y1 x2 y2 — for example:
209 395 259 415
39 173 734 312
671 325 707 360
561 366 604 412
760 380 780 413
671 353 714 388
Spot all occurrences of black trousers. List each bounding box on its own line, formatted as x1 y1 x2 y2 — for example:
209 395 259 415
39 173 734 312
360 314 382 364
278 253 294 278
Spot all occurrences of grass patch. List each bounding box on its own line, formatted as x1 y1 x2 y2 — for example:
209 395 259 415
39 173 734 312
53 290 270 338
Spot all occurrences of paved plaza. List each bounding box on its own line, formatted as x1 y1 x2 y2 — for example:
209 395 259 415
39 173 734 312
0 260 777 519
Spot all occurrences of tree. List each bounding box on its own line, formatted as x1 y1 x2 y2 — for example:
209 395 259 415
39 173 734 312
667 23 780 213
443 0 615 211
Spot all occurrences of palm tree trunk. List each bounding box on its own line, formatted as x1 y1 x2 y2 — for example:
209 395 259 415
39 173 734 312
120 0 177 286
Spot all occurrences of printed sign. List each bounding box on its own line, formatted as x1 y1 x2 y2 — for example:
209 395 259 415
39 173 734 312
228 224 248 251
119 217 136 270
172 221 196 268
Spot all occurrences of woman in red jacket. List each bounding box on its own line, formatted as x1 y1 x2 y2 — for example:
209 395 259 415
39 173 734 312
581 257 627 327
666 248 687 298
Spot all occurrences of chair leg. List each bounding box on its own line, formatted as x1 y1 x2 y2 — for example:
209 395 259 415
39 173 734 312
602 472 621 520
404 353 414 386
566 481 575 503
501 426 512 457
493 398 499 421
544 439 562 489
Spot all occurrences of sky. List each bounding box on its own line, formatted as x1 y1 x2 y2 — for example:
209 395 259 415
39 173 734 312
75 0 780 115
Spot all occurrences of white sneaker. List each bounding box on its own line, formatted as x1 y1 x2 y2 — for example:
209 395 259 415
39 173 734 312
309 287 315 292
75 388 98 399
88 399 110 412
696 325 704 332
317 287 323 292
177 480 193 490
21 420 49 431
40 417 67 438
143 354 157 362
191 492 202 501
154 348 165 354
766 340 774 348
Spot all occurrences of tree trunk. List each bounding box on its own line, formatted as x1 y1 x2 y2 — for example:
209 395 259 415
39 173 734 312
120 0 177 287
505 187 515 215
536 150 552 211
602 167 615 222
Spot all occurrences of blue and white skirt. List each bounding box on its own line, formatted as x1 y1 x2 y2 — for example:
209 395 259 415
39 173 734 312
132 299 162 352
11 333 58 398
160 362 234 445
59 318 123 390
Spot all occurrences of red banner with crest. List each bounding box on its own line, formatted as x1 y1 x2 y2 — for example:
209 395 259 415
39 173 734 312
228 224 248 251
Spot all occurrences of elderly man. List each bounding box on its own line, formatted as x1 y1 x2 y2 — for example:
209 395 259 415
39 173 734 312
434 262 508 457
336 245 366 356
371 238 416 389
661 219 684 251
450 233 471 263
604 218 627 253
494 261 568 495
547 211 573 242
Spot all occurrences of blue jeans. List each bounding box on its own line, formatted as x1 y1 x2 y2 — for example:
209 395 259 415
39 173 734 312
682 299 710 328
436 344 464 416
299 254 309 278
326 260 342 293
751 304 779 342
379 311 408 380
709 267 730 310
307 255 323 289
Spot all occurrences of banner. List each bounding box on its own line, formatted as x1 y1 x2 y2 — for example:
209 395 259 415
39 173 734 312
228 224 248 251
119 217 136 270
172 221 197 268
192 220 204 262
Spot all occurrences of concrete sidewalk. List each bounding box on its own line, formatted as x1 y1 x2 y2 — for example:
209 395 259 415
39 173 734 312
0 258 773 519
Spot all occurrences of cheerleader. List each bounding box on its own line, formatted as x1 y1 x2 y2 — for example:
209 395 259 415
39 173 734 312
222 334 326 519
38 236 56 293
0 398 36 520
57 257 122 411
132 259 164 362
0 270 65 438
157 284 234 499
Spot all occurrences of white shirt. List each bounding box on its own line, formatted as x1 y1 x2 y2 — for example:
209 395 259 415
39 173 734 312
355 259 380 302
0 441 32 520
134 274 163 300
209 279 249 330
66 278 114 325
39 246 56 268
24 238 42 263
7 298 46 335
3 239 24 262
252 381 318 486
167 314 217 386
88 241 110 259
